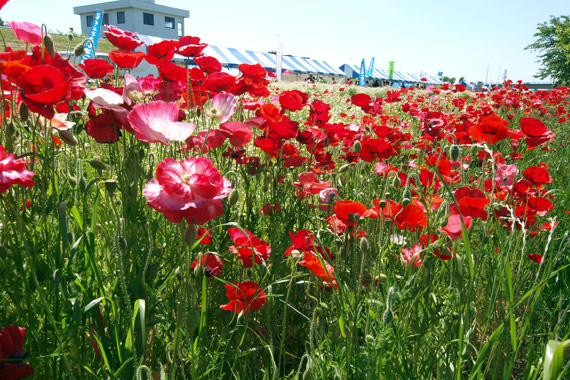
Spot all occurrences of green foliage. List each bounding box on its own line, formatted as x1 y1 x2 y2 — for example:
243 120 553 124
526 15 570 85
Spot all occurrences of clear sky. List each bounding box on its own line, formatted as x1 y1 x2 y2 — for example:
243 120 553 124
2 0 569 83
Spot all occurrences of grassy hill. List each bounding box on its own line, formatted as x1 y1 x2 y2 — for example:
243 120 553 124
0 26 116 54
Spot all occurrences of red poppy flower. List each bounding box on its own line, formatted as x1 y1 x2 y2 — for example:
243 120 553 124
197 227 212 244
299 251 337 289
218 121 251 147
279 90 309 112
454 187 491 221
351 93 372 107
520 117 555 150
228 228 271 267
177 35 208 57
145 40 180 66
79 58 114 79
293 172 332 195
220 281 267 314
469 115 510 144
284 229 315 257
440 214 472 241
19 65 70 119
109 50 146 69
522 166 552 185
194 55 222 74
104 25 144 51
395 203 428 231
527 253 543 264
85 110 123 143
359 138 395 162
0 325 33 380
202 72 236 93
334 200 367 227
0 145 35 192
191 254 223 277
261 202 282 216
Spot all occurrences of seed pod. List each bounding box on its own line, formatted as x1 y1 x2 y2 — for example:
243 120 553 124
79 176 87 193
450 144 460 161
184 223 197 246
88 159 107 171
353 140 362 153
104 179 118 195
378 200 387 209
228 189 239 206
359 236 370 254
19 103 29 122
73 42 85 57
68 32 74 42
43 34 55 58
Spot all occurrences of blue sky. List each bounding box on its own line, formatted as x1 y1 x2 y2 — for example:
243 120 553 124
2 0 569 83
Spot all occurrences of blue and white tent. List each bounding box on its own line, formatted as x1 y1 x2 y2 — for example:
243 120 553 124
136 34 344 76
339 64 443 85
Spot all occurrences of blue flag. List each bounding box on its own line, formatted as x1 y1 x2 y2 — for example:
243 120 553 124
80 10 103 64
359 59 366 86
367 57 375 77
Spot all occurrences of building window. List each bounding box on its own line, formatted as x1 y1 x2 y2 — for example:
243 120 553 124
177 22 183 37
165 16 174 29
86 15 93 27
143 12 154 25
102 13 109 25
117 11 125 24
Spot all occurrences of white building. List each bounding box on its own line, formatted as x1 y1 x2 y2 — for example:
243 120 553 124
73 0 189 39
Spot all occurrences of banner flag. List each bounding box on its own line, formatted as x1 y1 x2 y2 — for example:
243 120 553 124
367 57 375 77
388 61 395 80
276 43 283 81
359 58 366 86
80 10 103 64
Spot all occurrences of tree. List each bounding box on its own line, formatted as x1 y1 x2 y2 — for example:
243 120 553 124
526 15 570 85
441 76 456 84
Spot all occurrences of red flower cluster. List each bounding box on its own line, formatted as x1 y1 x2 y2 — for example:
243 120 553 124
0 325 33 379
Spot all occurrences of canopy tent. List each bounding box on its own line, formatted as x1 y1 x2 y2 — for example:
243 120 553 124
135 34 343 76
339 64 443 85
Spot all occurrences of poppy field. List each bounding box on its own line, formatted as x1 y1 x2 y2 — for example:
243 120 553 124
1 21 570 380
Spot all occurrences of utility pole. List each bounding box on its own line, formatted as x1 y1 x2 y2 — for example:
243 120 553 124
485 64 489 85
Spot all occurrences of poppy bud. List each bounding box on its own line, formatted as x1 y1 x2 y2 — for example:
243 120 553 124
79 176 87 193
402 198 411 206
402 189 411 200
68 176 77 187
450 144 460 161
184 223 196 246
228 189 239 207
289 249 302 259
359 237 370 254
5 121 15 152
19 103 29 122
338 164 351 173
382 309 394 325
89 159 107 171
68 32 74 41
73 42 85 57
393 176 401 189
43 34 55 58
58 130 78 146
353 140 362 153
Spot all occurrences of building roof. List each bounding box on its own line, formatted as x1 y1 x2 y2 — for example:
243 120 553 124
73 0 189 18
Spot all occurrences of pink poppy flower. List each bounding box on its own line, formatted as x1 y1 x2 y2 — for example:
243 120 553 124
128 101 196 145
209 93 237 123
8 21 42 46
0 145 35 192
143 157 232 225
495 163 518 190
